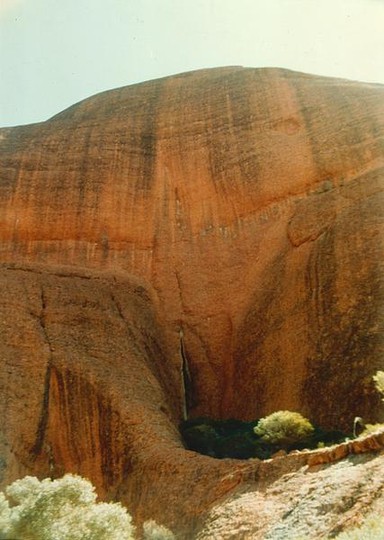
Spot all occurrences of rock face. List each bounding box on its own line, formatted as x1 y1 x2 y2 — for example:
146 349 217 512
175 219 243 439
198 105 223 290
0 67 383 536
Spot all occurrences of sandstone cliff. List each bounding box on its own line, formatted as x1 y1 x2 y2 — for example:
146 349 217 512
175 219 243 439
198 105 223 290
0 67 383 537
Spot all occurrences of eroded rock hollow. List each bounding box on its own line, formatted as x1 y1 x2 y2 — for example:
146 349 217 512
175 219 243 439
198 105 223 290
0 67 383 536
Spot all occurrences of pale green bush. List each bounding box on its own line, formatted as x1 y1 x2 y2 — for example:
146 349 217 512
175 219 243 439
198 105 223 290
0 493 11 538
373 371 384 400
0 474 176 540
361 423 384 436
334 513 384 539
0 474 134 540
143 519 176 539
254 410 314 448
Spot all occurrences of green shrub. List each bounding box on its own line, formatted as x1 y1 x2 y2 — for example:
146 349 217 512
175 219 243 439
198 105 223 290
181 422 220 457
0 474 134 540
254 410 314 449
373 371 384 400
361 423 384 436
180 417 264 459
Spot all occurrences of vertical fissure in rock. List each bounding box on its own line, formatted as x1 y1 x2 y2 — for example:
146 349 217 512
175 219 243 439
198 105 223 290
31 363 52 457
179 327 192 420
110 290 127 323
31 285 53 457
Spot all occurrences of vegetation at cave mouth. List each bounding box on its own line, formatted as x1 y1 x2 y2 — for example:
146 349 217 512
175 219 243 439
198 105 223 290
180 416 349 460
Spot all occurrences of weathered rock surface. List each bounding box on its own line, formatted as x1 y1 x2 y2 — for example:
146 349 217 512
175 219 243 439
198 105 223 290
197 433 384 539
0 67 383 536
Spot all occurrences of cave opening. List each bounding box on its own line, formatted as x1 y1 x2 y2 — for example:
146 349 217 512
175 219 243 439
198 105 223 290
177 331 351 459
179 416 349 460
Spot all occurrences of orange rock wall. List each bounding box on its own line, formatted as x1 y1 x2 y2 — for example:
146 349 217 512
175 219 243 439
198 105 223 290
1 68 383 426
0 67 383 535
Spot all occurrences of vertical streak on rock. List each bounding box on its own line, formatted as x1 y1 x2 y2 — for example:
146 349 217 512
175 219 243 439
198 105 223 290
179 327 192 420
75 126 93 215
31 363 52 457
307 242 323 331
136 81 164 192
31 285 52 457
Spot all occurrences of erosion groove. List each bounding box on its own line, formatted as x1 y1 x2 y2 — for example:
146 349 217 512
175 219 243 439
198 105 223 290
0 67 383 537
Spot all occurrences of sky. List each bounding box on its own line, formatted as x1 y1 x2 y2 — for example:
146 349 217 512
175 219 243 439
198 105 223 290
0 0 383 127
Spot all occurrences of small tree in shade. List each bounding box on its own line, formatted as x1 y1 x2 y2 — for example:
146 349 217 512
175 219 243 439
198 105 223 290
254 410 314 449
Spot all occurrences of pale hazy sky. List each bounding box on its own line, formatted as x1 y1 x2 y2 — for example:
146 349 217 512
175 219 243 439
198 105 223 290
0 0 383 127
